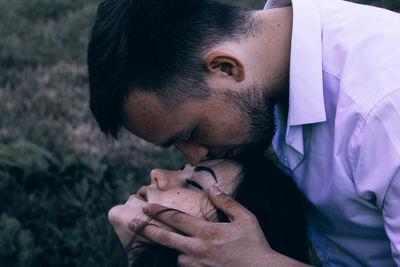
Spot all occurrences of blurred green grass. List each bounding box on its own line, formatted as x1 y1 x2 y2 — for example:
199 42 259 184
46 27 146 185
0 0 398 266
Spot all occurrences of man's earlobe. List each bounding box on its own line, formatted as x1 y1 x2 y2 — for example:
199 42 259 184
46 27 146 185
205 52 245 82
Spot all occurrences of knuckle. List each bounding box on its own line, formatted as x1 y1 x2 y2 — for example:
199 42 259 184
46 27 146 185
198 227 217 239
170 212 183 225
193 241 209 258
221 197 236 210
177 254 189 266
157 231 171 245
247 211 258 221
241 212 258 225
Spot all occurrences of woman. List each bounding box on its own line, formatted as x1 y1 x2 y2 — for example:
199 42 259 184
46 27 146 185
109 153 309 266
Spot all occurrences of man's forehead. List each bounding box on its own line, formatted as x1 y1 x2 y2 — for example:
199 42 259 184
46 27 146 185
123 91 173 143
123 90 163 116
123 90 194 146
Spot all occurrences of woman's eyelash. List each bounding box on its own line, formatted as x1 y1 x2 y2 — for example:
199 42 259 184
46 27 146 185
185 179 203 190
179 165 185 170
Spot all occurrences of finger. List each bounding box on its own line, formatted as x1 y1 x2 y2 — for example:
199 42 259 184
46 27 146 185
142 203 211 235
208 186 253 222
127 219 154 244
129 219 196 254
178 254 204 267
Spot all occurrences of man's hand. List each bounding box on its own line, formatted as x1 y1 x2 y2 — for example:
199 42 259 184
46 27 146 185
129 186 309 267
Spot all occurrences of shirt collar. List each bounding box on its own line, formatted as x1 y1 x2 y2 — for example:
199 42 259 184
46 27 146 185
265 0 326 126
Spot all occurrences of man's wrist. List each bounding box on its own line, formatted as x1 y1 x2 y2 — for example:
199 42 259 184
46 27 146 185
261 249 312 267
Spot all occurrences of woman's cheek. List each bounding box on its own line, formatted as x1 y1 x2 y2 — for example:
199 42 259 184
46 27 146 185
163 193 210 219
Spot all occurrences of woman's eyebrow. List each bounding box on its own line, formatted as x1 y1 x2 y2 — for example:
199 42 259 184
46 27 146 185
194 166 217 182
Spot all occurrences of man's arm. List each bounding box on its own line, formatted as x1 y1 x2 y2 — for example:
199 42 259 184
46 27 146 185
350 89 400 265
129 186 312 267
382 174 400 265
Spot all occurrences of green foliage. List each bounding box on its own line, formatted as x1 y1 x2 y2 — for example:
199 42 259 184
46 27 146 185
0 140 137 266
352 0 400 11
0 0 99 68
0 214 41 267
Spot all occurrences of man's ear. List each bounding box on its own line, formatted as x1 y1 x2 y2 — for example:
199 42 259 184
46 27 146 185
204 52 245 82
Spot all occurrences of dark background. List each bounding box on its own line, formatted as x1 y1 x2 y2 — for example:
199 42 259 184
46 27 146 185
0 0 398 266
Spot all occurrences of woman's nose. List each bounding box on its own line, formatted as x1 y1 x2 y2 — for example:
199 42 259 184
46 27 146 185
150 169 171 190
174 142 209 165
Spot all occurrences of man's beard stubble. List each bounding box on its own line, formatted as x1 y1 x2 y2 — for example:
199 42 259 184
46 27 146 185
223 86 278 155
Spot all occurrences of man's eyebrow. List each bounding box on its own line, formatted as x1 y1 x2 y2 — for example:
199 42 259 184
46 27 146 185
160 130 184 147
194 166 217 182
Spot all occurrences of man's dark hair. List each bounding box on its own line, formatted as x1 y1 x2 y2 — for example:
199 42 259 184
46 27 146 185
87 0 254 138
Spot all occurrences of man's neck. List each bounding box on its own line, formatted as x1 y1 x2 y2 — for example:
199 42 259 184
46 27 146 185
236 7 293 101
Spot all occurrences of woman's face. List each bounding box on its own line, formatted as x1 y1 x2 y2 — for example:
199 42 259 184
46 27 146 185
108 159 243 247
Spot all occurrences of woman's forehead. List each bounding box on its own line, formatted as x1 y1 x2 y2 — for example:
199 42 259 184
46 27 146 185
191 159 243 177
202 158 240 167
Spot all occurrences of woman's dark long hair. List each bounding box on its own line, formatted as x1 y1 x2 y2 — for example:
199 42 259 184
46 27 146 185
125 153 308 266
232 152 308 263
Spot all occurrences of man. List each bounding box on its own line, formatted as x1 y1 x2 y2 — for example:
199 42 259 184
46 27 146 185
87 0 400 266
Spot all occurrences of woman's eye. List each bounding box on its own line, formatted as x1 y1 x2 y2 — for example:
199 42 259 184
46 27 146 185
185 179 203 190
179 165 185 171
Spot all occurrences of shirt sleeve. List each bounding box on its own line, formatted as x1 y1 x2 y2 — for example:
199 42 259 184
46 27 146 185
350 89 400 264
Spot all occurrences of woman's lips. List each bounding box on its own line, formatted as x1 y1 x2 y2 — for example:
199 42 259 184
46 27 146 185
137 186 148 201
128 194 145 201
126 186 148 203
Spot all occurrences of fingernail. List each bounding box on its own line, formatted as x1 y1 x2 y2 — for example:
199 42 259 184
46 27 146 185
211 186 222 195
129 220 137 231
142 205 151 214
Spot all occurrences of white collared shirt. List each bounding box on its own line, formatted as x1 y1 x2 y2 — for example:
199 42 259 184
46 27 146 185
265 0 400 266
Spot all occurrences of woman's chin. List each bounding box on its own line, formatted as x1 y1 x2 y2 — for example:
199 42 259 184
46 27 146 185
108 196 150 247
109 196 148 222
108 195 178 248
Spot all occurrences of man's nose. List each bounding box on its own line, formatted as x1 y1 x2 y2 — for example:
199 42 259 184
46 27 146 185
150 169 170 190
174 142 209 165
